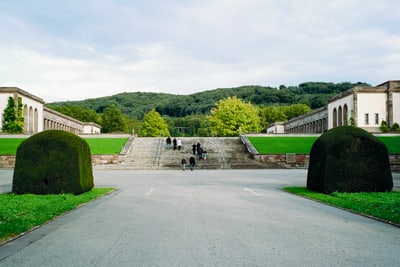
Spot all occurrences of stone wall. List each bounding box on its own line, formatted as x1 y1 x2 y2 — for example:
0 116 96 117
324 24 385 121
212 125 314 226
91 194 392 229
0 154 120 169
1 153 399 171
252 153 400 172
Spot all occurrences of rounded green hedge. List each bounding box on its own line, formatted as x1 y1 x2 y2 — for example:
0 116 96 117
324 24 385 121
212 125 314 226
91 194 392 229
307 126 393 193
12 130 94 195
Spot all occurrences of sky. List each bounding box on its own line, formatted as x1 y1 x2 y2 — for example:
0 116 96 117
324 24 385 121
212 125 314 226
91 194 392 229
0 0 399 102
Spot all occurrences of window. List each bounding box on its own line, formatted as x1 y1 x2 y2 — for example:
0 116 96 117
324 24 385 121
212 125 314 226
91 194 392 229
365 113 369 125
375 113 379 125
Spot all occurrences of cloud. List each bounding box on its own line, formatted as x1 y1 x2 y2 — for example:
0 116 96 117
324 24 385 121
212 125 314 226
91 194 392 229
0 0 399 102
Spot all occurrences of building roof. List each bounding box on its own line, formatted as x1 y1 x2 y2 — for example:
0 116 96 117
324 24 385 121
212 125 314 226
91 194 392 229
328 80 400 103
0 87 45 104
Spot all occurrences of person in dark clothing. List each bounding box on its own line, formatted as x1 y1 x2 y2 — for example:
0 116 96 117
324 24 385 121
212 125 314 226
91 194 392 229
181 158 187 171
189 156 195 171
198 146 203 160
173 138 177 150
192 143 197 155
166 137 172 150
197 143 202 159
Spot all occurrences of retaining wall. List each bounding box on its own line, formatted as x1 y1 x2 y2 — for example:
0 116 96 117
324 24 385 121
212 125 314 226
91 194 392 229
0 154 120 169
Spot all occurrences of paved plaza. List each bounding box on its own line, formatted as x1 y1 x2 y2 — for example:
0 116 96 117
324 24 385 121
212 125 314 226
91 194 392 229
0 169 399 266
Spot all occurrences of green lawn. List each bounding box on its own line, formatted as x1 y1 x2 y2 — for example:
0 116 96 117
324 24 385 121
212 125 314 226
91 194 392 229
0 188 114 243
248 136 318 154
284 187 400 225
83 138 128 154
249 136 400 154
0 137 128 155
376 136 400 154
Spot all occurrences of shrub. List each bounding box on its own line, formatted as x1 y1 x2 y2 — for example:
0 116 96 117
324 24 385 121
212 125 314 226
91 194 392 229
13 130 94 195
307 126 393 193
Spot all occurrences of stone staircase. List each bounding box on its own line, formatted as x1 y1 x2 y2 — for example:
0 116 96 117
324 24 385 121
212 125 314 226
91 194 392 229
114 137 271 170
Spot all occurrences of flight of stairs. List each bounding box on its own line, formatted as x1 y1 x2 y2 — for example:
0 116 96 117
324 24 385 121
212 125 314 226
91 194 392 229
114 137 270 170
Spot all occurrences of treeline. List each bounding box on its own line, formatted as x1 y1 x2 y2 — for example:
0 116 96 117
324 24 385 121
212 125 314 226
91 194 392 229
47 81 368 135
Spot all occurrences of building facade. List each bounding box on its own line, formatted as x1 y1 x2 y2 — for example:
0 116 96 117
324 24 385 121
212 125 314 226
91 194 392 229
279 80 400 134
0 87 101 134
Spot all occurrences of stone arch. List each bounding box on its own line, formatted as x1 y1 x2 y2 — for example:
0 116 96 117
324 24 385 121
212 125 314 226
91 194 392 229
23 105 28 132
34 108 39 133
343 104 348 126
29 106 34 133
338 106 343 126
333 108 337 127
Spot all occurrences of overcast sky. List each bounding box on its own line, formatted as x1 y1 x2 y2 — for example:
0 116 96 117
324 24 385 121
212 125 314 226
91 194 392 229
0 0 399 102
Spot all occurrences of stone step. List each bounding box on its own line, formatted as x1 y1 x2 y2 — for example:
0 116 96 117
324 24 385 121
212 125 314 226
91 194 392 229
115 137 270 170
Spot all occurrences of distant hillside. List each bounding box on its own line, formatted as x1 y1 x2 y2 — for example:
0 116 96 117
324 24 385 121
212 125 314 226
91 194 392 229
47 82 369 119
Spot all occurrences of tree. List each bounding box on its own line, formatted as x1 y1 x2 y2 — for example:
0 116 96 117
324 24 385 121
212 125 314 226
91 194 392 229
2 96 24 133
101 104 127 133
207 96 261 136
260 106 287 127
48 105 101 124
282 104 311 119
139 109 170 137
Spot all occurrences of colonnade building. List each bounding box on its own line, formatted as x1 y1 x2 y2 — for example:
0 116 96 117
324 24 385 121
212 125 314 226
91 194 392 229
0 87 101 134
268 80 400 134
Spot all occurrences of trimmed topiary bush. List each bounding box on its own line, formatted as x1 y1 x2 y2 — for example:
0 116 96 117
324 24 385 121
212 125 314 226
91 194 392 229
307 126 393 193
13 130 94 195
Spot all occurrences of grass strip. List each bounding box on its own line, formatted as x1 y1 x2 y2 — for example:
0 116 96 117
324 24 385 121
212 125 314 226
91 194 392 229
0 188 114 243
83 138 128 154
248 136 318 154
284 187 400 225
0 138 128 155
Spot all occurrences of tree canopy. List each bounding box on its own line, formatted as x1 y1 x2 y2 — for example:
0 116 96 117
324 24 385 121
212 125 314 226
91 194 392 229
207 96 261 136
45 81 369 135
140 109 170 137
101 104 127 133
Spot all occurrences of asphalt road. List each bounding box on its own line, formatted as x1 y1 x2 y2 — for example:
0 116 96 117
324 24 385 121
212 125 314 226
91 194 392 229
0 169 399 266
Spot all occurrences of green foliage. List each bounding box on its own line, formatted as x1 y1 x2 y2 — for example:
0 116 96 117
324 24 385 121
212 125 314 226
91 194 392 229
168 114 209 137
307 126 393 193
259 106 287 127
259 104 311 127
2 97 24 133
0 188 113 242
284 187 400 224
207 96 261 137
47 105 101 124
13 130 94 195
390 122 399 132
139 109 170 137
101 104 127 133
47 82 367 120
380 121 400 133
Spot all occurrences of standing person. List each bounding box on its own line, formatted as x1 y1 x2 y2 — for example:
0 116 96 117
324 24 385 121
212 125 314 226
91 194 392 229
166 136 172 150
189 156 195 171
192 143 197 155
198 146 203 160
177 139 182 150
197 143 202 159
173 138 177 150
181 158 187 171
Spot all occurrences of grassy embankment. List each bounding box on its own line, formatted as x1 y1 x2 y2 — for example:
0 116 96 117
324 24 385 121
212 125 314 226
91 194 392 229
284 187 400 225
0 137 124 243
0 188 114 243
0 137 128 155
248 136 400 154
250 136 400 226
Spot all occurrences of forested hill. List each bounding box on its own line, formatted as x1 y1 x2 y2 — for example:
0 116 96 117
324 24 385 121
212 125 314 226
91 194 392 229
47 82 369 119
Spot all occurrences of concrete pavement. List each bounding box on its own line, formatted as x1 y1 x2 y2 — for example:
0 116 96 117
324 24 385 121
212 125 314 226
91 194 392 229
0 170 399 266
